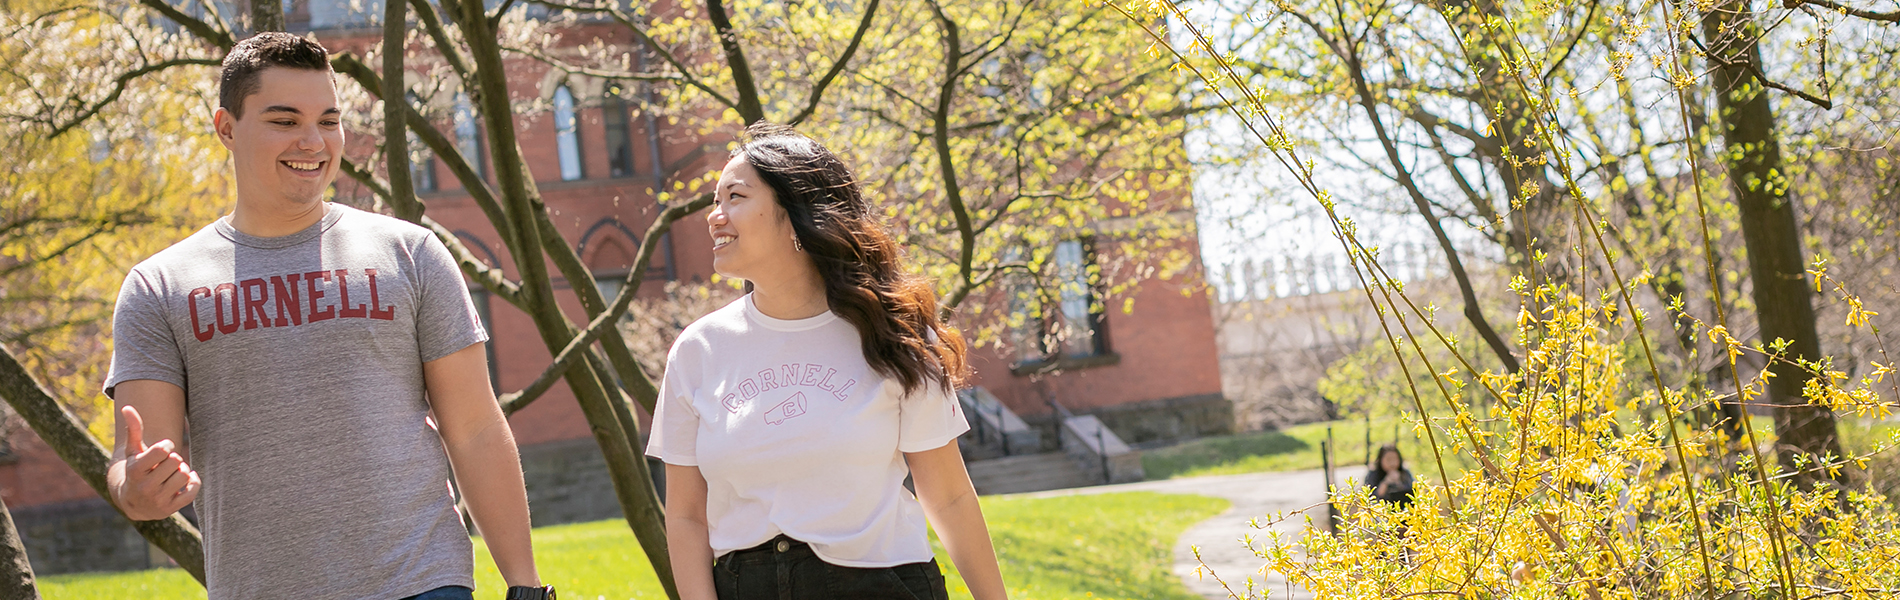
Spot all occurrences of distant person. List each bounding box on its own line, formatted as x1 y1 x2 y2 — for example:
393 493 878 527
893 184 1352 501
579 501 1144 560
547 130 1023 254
103 33 551 600
1366 444 1415 507
648 123 1008 599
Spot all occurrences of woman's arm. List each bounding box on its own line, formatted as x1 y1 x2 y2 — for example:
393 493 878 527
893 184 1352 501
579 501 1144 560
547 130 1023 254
665 464 719 600
906 442 1008 600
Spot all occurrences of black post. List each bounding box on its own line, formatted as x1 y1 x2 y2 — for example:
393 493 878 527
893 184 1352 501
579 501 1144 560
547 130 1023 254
1096 426 1110 484
1320 438 1338 534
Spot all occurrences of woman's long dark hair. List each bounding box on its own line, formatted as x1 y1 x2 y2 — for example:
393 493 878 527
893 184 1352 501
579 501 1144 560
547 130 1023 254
1374 444 1406 473
735 122 968 396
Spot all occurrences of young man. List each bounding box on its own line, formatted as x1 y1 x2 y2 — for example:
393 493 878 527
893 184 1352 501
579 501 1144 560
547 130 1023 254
103 33 553 600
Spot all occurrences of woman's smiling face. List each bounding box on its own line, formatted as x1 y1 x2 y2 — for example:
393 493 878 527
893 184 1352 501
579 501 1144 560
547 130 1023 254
707 154 802 281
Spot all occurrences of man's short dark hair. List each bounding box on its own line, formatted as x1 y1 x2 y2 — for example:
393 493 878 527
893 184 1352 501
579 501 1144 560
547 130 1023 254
219 32 332 118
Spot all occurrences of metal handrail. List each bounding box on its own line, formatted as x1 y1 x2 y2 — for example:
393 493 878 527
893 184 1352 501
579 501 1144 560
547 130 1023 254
995 403 1010 456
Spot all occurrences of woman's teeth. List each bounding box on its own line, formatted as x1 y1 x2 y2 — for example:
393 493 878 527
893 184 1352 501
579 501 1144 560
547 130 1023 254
713 235 735 249
284 161 322 172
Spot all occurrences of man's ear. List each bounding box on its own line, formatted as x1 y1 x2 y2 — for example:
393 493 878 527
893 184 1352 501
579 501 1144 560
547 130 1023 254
213 106 237 150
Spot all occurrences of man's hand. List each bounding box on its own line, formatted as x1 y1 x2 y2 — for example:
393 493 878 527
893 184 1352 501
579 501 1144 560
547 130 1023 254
113 405 201 521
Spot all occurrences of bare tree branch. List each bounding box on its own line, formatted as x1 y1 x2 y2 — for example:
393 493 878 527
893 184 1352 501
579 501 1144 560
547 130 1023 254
499 193 713 414
787 0 880 126
135 0 235 50
1689 31 1834 109
409 0 477 88
31 58 222 139
705 0 764 122
525 0 740 111
1787 0 1900 23
501 45 685 83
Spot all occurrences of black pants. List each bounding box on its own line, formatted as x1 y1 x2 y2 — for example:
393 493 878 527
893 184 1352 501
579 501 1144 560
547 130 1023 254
713 535 949 600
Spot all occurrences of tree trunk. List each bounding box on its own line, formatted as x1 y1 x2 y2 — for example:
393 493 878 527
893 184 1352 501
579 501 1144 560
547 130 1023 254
0 497 38 600
0 346 205 583
1701 0 1842 487
449 1 676 595
249 0 284 32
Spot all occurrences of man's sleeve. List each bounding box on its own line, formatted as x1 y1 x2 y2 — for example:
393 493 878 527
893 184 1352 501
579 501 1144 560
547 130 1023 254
103 271 185 398
412 234 489 363
645 348 700 466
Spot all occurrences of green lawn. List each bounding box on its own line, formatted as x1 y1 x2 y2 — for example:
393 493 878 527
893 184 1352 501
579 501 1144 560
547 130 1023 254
1142 417 1446 479
38 491 1227 600
1143 415 1900 485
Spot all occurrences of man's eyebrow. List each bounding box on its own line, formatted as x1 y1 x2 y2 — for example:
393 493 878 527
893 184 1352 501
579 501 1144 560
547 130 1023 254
259 106 342 116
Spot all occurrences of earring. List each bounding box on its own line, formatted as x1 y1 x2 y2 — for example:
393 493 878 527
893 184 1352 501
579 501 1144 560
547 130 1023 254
793 235 805 253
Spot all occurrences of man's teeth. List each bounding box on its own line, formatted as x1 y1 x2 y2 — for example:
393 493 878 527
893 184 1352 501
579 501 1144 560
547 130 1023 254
284 161 322 171
713 235 735 248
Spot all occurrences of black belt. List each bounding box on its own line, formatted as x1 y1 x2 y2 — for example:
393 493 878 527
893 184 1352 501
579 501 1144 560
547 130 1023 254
722 534 808 562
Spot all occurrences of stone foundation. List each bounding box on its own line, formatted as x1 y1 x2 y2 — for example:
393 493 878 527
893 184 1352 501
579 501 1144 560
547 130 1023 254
12 498 157 575
1023 393 1235 449
517 437 664 528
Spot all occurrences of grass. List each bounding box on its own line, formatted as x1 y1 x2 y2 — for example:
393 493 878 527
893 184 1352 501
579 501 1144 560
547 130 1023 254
1143 417 1443 480
37 491 1227 600
937 491 1227 600
1144 415 1900 486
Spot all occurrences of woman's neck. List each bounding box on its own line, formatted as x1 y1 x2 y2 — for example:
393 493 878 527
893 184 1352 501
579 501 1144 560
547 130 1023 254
750 262 828 320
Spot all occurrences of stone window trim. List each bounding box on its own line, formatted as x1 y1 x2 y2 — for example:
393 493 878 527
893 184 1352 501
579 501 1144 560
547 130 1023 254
1008 351 1122 377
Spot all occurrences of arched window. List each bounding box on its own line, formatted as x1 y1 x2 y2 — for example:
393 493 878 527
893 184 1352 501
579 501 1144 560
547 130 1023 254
603 84 636 178
554 85 583 181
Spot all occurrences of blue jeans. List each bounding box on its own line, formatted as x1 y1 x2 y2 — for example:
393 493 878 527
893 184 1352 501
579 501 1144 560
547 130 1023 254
401 586 474 600
714 535 948 600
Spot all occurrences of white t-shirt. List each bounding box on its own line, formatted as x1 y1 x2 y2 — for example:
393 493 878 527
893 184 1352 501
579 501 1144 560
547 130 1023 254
646 294 970 567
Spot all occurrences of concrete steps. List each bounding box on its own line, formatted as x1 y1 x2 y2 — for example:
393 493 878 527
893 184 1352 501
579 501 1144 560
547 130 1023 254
967 452 1097 495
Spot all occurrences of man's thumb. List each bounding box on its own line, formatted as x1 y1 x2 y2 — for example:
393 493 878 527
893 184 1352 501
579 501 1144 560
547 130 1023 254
121 405 146 453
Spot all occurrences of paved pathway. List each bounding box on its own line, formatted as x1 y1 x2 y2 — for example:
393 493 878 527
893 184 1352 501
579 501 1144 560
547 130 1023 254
1014 468 1355 600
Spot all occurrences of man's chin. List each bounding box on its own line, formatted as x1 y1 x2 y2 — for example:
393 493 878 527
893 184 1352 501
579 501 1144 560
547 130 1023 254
277 189 329 208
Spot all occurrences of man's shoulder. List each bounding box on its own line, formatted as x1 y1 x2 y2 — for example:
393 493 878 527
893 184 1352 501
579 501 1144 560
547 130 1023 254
326 203 431 244
130 221 232 276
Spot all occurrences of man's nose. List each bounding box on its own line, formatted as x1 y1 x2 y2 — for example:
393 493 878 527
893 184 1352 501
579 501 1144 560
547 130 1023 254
297 125 325 151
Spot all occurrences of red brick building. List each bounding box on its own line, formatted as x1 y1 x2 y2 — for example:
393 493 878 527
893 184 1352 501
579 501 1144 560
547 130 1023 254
0 2 1226 574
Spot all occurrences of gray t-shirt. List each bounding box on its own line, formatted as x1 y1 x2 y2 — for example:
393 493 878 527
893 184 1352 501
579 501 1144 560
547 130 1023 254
104 203 487 600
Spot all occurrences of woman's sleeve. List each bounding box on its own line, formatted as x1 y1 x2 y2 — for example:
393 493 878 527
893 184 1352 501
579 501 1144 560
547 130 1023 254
897 383 971 453
644 349 701 466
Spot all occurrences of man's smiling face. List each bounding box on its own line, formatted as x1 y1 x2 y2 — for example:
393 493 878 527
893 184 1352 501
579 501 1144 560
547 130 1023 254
214 67 343 209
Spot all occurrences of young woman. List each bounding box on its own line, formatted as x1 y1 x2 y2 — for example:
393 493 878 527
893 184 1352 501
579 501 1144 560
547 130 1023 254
646 123 1008 600
1365 444 1415 507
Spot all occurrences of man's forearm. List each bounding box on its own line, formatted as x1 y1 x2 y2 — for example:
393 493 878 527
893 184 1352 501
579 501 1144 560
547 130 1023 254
446 422 539 587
